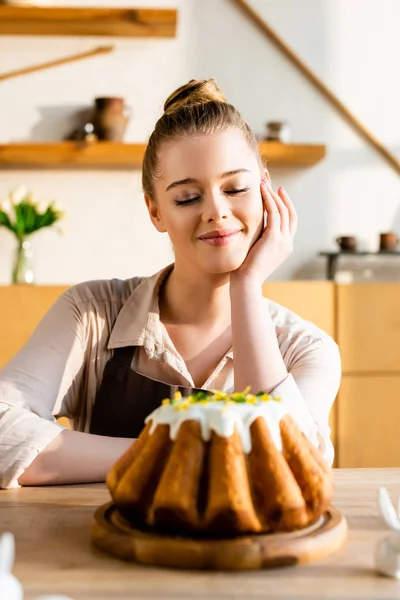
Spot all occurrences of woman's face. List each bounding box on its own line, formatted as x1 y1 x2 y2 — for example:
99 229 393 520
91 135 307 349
146 129 264 275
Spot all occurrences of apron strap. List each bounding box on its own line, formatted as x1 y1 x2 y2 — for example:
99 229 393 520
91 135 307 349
110 346 136 368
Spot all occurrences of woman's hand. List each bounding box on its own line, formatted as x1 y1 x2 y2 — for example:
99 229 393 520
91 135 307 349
232 177 297 285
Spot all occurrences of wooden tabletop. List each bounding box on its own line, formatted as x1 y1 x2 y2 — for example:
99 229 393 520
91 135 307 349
1 469 400 599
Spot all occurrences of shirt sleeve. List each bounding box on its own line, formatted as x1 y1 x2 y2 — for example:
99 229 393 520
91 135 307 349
0 290 86 489
270 335 341 466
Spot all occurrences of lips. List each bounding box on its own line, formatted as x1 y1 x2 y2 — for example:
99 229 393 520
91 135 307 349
198 229 242 247
198 229 241 240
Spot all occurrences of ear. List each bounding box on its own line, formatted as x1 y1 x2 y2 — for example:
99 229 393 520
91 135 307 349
144 193 167 233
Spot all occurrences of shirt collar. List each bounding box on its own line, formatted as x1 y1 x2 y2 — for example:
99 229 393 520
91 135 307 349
108 262 233 361
107 264 174 355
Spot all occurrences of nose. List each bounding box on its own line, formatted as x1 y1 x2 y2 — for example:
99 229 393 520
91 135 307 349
201 189 232 223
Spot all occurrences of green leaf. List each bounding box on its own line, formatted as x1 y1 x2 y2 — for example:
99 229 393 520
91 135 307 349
3 198 64 238
0 210 16 233
192 391 209 401
232 394 247 403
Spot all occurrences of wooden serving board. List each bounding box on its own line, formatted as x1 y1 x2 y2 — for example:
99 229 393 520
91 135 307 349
91 502 348 570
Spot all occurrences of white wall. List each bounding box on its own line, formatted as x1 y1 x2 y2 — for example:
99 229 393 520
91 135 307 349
0 0 399 284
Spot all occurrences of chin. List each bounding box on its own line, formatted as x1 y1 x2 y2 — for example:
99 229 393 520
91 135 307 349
197 253 248 275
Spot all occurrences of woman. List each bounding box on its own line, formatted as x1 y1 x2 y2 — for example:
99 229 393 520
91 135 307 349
0 79 340 489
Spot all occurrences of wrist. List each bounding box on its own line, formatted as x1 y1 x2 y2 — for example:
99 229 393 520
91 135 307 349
230 269 263 290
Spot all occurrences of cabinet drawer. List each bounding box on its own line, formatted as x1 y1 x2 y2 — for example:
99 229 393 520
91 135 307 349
337 284 400 372
337 375 400 467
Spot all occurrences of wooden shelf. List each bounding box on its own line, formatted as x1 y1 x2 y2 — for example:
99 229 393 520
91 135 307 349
0 142 147 169
258 141 325 167
0 141 326 170
0 6 177 38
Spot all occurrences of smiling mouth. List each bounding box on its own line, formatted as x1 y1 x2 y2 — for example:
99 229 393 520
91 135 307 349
198 230 242 247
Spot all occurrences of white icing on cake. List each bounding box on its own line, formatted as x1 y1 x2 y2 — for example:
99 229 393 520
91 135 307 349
144 393 302 453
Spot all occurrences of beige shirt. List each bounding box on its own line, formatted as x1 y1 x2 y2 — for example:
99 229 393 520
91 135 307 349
0 265 341 489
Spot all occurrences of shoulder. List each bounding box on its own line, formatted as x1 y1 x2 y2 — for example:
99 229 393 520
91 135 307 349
263 296 332 341
62 276 144 307
263 297 339 364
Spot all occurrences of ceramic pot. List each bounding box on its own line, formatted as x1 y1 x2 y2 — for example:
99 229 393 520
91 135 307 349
93 97 130 142
379 232 400 252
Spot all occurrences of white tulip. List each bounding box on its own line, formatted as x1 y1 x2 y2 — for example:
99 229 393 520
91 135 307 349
52 202 64 213
0 198 13 217
37 200 49 214
10 185 28 205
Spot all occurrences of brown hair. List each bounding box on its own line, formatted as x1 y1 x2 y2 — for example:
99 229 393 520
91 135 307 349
142 78 262 198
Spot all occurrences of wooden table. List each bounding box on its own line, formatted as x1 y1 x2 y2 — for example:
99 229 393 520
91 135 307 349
1 469 400 599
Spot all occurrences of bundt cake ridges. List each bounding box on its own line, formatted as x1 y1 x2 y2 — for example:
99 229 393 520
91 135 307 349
108 412 333 537
281 415 334 521
247 417 309 532
204 427 261 535
112 423 172 524
106 421 152 497
151 420 205 533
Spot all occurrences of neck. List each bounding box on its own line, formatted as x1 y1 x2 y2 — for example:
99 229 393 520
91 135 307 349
160 263 231 326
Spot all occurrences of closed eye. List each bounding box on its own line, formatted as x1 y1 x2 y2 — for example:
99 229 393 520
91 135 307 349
225 187 250 195
175 196 199 206
174 187 250 206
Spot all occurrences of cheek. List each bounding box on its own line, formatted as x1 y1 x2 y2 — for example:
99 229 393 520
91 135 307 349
240 191 263 227
163 211 196 245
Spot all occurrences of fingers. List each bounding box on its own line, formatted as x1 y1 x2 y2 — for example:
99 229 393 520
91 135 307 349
278 186 298 236
261 178 279 230
261 179 294 235
273 187 290 234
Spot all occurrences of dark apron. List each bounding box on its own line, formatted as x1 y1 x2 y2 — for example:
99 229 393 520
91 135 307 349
89 345 208 438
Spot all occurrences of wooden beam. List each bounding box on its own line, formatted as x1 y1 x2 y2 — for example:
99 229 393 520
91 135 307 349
233 0 400 176
0 46 114 83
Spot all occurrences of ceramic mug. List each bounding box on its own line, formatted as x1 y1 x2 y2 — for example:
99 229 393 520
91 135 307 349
379 232 400 252
336 236 357 252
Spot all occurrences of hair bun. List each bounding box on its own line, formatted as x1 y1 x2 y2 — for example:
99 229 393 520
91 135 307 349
163 78 227 114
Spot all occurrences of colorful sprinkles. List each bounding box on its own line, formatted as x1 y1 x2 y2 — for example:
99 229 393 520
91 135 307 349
162 388 282 410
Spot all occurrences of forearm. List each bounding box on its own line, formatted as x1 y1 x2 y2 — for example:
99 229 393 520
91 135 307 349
230 273 287 394
18 429 133 486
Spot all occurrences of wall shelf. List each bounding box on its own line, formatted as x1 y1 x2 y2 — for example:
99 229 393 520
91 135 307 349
0 6 177 38
258 141 325 167
0 142 147 169
0 141 326 170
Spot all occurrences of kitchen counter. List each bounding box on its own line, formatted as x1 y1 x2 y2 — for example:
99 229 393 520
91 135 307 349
1 469 400 599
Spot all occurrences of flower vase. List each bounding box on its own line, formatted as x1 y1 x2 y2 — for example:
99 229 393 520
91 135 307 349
12 237 35 284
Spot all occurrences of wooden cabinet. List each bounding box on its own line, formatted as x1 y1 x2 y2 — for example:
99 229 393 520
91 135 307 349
0 285 67 369
337 283 400 373
336 283 400 467
337 375 400 467
0 285 69 427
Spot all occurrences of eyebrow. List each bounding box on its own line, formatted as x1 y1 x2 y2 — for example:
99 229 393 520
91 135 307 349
165 168 250 192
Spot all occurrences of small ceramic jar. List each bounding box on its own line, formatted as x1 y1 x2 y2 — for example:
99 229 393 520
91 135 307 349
265 121 291 143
